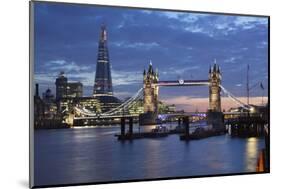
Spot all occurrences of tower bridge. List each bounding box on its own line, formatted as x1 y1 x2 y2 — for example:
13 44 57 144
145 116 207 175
140 62 222 129
70 61 255 129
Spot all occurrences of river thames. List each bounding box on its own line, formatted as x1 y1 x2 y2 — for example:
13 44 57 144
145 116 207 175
34 124 265 186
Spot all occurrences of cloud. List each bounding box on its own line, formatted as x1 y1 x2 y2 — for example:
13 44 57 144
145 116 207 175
168 65 200 75
46 60 91 72
35 59 95 88
34 72 57 84
159 11 208 23
257 41 268 49
167 14 268 36
66 72 94 86
111 70 142 85
184 25 204 34
234 17 268 29
46 59 67 65
114 91 134 100
112 41 160 50
224 56 242 64
33 3 268 101
158 65 200 78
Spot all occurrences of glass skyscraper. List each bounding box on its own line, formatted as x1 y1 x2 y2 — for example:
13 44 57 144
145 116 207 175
93 25 113 96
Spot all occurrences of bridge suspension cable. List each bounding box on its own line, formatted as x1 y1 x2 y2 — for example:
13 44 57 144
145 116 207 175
74 88 144 117
220 85 252 110
103 87 143 115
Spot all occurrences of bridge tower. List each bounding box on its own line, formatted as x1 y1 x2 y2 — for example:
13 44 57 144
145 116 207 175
209 63 221 112
143 61 159 113
208 62 224 131
139 61 159 125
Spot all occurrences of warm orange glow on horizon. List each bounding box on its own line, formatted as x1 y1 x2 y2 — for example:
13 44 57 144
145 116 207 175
162 96 268 112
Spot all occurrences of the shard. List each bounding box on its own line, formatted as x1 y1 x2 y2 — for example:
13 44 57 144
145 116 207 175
93 25 113 96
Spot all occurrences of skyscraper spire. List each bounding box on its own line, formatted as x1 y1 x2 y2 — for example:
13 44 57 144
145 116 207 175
93 25 113 96
100 24 107 42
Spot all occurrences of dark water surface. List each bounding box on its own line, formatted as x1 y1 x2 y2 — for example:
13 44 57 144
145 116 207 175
34 126 265 186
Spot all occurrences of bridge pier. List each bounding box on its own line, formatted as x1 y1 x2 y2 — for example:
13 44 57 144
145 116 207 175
179 116 190 140
129 117 133 136
120 117 126 137
139 111 157 125
184 117 190 138
207 111 225 132
118 117 134 140
178 118 182 126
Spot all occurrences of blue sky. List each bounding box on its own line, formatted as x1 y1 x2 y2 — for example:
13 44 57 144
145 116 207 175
34 2 268 111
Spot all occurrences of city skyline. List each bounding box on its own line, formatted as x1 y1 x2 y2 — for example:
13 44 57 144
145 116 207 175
34 2 268 111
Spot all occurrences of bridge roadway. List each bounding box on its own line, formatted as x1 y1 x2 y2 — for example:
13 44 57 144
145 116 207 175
73 111 245 120
74 114 139 120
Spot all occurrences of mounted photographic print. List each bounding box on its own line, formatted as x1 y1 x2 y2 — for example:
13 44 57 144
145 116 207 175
29 1 270 188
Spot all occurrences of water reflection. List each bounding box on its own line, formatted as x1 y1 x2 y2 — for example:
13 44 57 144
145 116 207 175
245 137 258 171
34 126 265 186
139 125 156 133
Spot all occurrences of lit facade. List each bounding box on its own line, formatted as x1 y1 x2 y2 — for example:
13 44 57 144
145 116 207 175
58 97 101 114
94 96 121 113
55 72 83 99
55 72 68 99
128 99 144 115
42 88 57 119
67 82 83 98
208 63 221 112
34 84 44 121
143 62 159 114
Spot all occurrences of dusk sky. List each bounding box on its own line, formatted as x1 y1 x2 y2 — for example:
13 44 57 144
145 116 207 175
34 2 268 111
